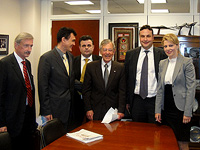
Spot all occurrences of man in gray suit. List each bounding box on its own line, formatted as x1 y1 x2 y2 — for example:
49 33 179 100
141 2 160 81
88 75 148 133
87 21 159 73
125 25 167 123
38 27 77 132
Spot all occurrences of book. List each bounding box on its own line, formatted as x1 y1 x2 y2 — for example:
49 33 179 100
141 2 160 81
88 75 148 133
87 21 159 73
66 129 103 143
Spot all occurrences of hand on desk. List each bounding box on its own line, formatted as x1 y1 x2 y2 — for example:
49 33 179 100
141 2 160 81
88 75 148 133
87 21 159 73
0 126 7 132
86 110 94 120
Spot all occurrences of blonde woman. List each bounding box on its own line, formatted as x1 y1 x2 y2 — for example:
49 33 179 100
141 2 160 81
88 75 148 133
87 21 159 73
155 33 197 150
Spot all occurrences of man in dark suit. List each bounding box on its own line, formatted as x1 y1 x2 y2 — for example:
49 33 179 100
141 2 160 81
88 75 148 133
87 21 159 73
38 27 77 132
83 39 126 120
125 25 167 123
0 32 37 150
74 35 101 126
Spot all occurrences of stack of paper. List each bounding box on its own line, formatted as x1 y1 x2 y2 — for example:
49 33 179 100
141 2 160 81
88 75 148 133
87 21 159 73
101 107 118 124
67 129 103 143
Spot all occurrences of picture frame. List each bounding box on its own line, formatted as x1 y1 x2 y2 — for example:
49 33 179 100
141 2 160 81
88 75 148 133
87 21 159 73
108 23 139 62
0 34 9 55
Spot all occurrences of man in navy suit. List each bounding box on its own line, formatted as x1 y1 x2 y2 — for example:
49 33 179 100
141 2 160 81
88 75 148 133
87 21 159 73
125 25 167 123
0 32 37 150
83 39 126 120
74 35 101 126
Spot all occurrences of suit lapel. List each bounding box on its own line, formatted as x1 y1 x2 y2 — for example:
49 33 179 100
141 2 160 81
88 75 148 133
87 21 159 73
95 60 105 88
160 59 169 87
106 61 116 89
53 49 68 76
67 51 73 77
172 54 183 83
153 48 160 80
78 55 81 77
10 54 26 88
132 48 141 77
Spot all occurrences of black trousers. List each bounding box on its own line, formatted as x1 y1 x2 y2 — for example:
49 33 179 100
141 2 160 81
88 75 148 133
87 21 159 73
11 106 38 150
131 94 156 123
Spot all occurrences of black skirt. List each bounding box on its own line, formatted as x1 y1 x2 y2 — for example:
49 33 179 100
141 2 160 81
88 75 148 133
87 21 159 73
162 84 191 142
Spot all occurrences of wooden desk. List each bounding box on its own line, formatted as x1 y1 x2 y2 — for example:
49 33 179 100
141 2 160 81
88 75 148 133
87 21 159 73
42 121 179 150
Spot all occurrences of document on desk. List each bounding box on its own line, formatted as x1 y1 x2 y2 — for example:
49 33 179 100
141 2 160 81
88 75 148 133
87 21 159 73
101 107 118 124
66 129 103 143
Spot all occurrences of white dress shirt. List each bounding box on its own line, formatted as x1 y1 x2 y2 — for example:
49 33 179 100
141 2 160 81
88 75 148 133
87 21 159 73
101 59 112 78
165 57 177 85
81 54 93 74
134 46 157 97
14 52 31 105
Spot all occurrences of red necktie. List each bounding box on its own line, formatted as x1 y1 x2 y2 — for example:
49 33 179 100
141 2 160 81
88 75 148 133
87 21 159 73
22 61 33 107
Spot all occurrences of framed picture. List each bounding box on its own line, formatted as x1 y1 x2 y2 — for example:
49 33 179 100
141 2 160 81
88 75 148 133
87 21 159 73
0 34 9 55
109 23 139 62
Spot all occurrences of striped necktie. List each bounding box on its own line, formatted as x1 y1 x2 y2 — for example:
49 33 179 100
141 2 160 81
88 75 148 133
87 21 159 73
63 54 69 75
22 61 33 107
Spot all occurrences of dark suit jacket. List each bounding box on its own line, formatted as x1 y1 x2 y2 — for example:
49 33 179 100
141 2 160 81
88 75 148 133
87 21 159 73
82 59 126 120
0 53 36 137
74 55 101 81
38 48 75 128
125 47 167 106
73 54 101 126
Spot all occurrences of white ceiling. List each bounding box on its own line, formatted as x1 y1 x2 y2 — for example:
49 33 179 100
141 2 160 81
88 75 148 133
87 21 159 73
52 0 197 15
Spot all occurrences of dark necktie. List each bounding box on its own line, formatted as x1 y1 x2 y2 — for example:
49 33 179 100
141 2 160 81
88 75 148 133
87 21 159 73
22 61 33 107
104 64 109 88
139 51 149 99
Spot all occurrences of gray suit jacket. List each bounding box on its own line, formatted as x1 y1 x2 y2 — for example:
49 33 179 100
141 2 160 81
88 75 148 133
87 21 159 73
155 54 196 117
38 48 75 126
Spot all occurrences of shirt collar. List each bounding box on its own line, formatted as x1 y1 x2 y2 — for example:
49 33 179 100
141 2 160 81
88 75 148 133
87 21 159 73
141 45 153 53
101 59 112 67
168 57 177 62
14 51 24 63
56 46 64 58
81 54 93 61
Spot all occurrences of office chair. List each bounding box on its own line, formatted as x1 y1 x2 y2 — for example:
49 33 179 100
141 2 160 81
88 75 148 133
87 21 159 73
40 118 65 148
0 132 12 150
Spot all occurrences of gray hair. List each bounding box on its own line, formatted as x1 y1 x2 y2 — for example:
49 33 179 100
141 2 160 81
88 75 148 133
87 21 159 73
14 32 34 44
99 39 115 50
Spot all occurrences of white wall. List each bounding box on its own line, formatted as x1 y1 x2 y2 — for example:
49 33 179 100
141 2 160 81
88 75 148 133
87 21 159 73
0 0 41 117
0 0 21 59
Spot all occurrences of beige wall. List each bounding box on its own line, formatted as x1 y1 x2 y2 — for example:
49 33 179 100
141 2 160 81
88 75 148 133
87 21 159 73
0 0 41 117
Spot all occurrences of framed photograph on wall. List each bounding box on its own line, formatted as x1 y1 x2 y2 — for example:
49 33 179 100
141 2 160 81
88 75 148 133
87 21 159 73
109 23 139 62
0 34 9 55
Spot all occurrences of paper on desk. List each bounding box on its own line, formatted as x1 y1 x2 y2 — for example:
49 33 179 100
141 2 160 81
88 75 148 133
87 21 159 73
101 107 118 124
67 129 103 143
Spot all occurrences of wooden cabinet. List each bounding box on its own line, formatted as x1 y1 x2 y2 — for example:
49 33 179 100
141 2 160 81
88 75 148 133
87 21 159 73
153 35 200 48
